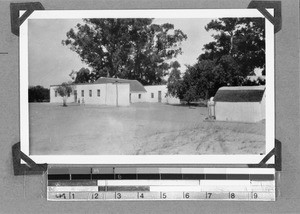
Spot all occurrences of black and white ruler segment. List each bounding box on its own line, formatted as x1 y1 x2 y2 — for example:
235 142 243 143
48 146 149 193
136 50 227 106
47 167 275 201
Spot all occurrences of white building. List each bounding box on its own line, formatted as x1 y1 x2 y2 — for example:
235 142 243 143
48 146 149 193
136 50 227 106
144 85 180 104
213 86 266 123
50 81 131 106
50 78 180 106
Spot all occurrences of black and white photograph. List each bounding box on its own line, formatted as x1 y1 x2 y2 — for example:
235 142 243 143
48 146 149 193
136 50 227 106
20 9 274 164
1 0 299 212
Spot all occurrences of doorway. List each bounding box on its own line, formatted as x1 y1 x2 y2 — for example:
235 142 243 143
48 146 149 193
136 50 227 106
158 91 162 102
74 90 77 103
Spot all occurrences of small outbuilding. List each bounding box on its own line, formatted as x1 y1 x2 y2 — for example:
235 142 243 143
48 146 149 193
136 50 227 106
144 85 181 104
213 86 266 123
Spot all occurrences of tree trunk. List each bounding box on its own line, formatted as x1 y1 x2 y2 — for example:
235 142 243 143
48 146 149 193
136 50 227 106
134 46 142 80
229 19 238 55
63 96 67 107
229 32 234 54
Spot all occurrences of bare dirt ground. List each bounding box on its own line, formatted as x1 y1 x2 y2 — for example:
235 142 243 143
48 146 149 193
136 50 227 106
29 102 265 155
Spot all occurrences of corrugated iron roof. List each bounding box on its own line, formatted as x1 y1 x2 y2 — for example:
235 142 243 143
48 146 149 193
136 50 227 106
93 77 147 93
214 86 265 102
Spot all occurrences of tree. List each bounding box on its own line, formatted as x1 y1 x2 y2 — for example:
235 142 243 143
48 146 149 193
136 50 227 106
170 18 265 102
55 82 73 107
167 61 182 98
62 19 187 85
242 76 266 86
28 85 50 102
69 67 92 83
200 18 265 76
182 60 216 102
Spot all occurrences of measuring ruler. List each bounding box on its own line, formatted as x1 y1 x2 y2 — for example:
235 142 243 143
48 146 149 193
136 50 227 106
47 167 275 201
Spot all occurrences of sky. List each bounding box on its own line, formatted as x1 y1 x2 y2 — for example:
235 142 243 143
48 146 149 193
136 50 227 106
28 18 214 88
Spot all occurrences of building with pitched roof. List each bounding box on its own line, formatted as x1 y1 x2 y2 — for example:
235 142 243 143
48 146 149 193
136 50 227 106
50 77 180 106
213 86 266 123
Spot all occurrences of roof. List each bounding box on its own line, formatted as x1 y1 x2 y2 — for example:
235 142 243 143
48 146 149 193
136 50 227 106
214 86 265 102
93 77 146 93
144 85 167 88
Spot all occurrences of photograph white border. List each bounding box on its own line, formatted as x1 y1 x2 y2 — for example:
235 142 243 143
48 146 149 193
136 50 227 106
20 9 274 165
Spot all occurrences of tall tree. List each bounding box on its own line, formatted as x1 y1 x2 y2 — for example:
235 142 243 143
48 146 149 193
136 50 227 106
167 61 182 97
183 60 216 101
69 67 92 83
200 18 265 76
62 19 187 85
169 18 265 102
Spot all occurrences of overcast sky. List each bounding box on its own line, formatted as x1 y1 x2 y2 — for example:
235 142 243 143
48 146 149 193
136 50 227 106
28 18 214 88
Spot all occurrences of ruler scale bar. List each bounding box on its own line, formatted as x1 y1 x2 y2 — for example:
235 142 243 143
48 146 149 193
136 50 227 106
47 168 276 201
48 191 275 201
48 174 275 180
98 180 200 186
48 186 98 192
48 180 97 186
48 175 275 181
106 186 150 191
48 168 275 174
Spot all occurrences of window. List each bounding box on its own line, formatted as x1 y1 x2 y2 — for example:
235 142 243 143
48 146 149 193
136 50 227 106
89 90 92 97
81 90 84 97
97 89 100 97
138 94 141 99
55 91 57 97
151 93 154 98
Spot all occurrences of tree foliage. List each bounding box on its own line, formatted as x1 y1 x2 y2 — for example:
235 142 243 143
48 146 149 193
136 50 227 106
200 18 265 76
55 82 73 106
242 76 266 86
62 19 187 85
69 67 92 83
167 61 182 97
169 18 265 102
182 60 216 101
28 85 50 102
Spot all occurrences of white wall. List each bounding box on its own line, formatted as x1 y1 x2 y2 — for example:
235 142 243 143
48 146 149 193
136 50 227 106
50 83 130 106
49 86 59 103
165 96 181 104
260 91 266 120
74 84 107 105
215 102 264 123
50 83 180 106
116 84 130 106
144 85 180 104
50 86 75 104
130 92 146 103
144 85 166 103
105 83 130 106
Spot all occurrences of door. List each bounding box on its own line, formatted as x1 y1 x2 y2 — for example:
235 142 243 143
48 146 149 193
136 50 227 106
158 91 162 102
74 90 77 103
